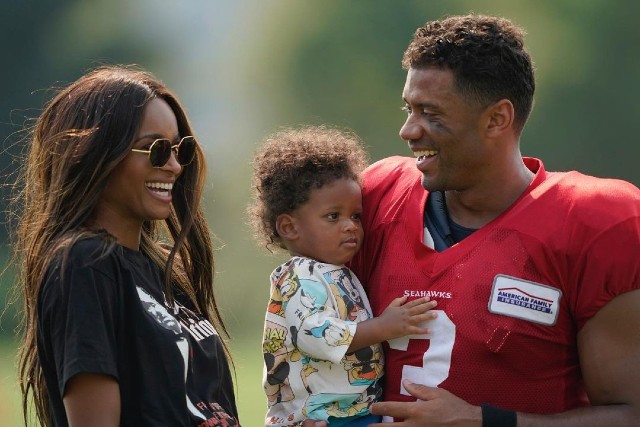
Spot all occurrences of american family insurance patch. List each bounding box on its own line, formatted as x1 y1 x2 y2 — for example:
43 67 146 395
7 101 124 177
488 275 562 326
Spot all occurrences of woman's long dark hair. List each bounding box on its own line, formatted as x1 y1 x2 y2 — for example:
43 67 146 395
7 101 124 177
11 65 230 426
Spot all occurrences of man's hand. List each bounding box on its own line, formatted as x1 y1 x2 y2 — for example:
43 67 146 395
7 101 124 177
369 380 482 426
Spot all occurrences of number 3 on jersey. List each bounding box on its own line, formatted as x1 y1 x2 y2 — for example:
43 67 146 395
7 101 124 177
386 310 455 395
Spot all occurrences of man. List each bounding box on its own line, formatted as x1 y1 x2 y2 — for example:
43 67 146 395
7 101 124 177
346 14 640 426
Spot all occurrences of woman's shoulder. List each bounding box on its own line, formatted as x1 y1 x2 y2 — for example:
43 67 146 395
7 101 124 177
40 236 124 306
48 235 130 279
68 235 109 254
65 236 118 266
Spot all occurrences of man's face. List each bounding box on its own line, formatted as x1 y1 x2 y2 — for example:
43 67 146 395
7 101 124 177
399 67 492 193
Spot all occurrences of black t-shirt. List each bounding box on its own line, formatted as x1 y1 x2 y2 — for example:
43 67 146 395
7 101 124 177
37 238 239 426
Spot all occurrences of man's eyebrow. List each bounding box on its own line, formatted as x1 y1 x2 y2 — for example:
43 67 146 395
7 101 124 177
403 99 443 112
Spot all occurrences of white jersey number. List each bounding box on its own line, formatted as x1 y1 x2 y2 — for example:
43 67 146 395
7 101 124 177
386 310 455 395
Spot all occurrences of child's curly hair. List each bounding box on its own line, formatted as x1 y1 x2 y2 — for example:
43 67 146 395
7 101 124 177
248 125 369 251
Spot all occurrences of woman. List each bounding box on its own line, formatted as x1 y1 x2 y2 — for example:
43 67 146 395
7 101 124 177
12 65 239 426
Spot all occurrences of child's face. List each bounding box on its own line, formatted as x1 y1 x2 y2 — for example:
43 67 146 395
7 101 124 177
287 178 363 265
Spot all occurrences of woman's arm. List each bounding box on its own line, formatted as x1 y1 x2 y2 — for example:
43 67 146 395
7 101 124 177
63 373 120 427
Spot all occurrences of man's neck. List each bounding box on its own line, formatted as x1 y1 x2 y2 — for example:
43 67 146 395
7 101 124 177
445 159 534 229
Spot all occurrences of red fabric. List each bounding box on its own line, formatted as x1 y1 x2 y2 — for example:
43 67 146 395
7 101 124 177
349 156 640 414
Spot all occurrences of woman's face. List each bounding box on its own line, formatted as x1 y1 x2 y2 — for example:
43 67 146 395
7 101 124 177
92 98 183 245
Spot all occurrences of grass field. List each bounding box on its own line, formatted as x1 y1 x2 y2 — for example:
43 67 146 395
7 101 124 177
0 335 267 426
0 337 24 426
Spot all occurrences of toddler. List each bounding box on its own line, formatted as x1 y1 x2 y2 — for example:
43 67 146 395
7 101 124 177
249 126 437 426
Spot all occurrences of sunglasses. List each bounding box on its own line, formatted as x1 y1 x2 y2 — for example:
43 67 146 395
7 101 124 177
130 136 196 168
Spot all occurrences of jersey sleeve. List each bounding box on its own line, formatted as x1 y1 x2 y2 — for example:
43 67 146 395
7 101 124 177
555 175 640 329
38 246 121 396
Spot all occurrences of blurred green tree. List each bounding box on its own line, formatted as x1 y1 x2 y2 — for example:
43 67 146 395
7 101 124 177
0 0 160 335
247 1 640 184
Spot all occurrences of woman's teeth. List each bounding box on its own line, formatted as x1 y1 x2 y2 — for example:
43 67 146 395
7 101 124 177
146 182 173 195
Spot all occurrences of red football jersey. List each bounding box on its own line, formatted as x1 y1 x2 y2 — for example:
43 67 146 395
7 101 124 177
349 156 640 414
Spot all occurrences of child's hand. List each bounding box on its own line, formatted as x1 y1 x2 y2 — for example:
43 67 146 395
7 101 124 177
347 296 438 352
377 296 437 341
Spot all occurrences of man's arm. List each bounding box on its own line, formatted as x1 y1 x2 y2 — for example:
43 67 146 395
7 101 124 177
512 288 640 426
369 289 640 426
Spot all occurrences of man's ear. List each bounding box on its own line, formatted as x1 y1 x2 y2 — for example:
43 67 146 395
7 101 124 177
276 214 298 241
485 99 515 138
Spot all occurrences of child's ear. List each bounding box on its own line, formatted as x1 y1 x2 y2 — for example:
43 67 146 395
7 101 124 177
276 214 298 241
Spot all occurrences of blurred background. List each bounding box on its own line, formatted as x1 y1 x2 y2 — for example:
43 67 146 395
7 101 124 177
1 1 638 425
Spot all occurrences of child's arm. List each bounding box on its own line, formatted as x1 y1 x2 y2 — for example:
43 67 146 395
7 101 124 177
347 296 437 352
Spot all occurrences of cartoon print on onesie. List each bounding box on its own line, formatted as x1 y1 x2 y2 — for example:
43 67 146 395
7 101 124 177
268 263 300 317
325 268 369 322
264 267 333 404
343 345 383 386
263 259 383 424
328 383 381 417
264 320 295 405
